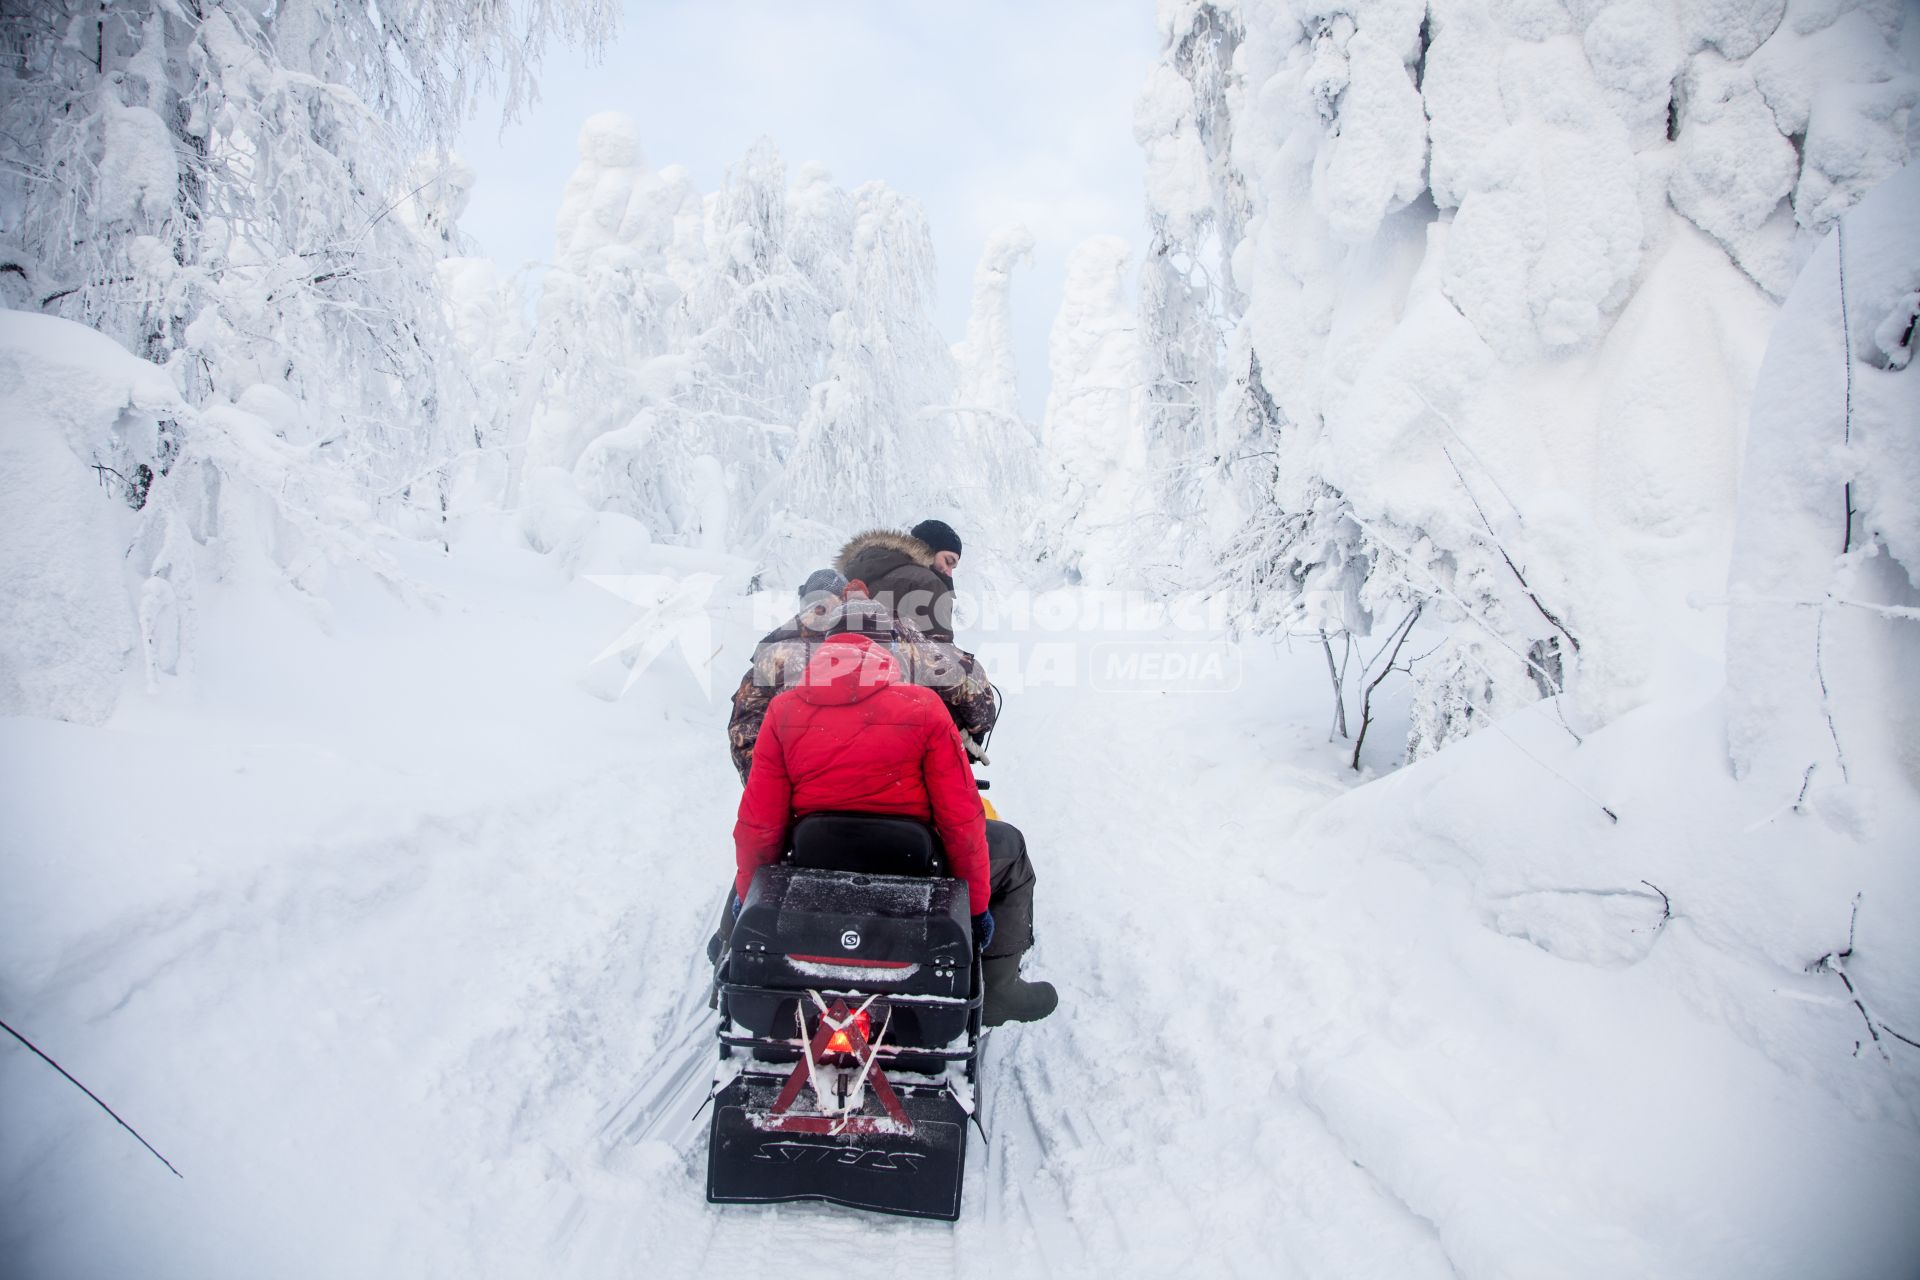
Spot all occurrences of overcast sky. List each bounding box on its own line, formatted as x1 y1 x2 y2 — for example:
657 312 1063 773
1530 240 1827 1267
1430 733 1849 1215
454 0 1158 419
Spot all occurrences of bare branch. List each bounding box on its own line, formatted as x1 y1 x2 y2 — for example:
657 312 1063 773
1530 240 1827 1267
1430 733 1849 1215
1441 443 1581 658
1638 880 1671 930
1837 220 1855 555
1351 603 1423 770
1805 894 1917 1060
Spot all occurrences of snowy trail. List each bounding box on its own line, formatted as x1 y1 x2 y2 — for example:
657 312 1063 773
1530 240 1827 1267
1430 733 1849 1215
943 674 1457 1279
0 591 1450 1278
10 562 1915 1278
516 641 1457 1279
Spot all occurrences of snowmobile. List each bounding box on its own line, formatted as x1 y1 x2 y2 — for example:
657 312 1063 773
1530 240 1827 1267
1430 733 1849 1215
705 811 984 1221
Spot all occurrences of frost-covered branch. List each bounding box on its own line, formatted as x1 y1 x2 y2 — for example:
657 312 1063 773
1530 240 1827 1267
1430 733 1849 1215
1321 628 1350 740
1706 591 1920 622
1440 443 1581 659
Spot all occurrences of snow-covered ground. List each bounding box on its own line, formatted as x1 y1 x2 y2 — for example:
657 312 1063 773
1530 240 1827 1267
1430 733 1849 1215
5 524 1916 1278
6 1 1918 1274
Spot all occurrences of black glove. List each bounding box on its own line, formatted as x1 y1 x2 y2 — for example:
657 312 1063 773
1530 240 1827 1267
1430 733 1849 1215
972 909 995 950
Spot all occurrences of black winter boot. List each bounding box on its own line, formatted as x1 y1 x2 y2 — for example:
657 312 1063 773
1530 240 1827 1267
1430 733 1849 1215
983 954 1058 1027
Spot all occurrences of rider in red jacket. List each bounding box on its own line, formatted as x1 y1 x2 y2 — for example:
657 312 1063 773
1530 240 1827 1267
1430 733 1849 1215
732 631 991 914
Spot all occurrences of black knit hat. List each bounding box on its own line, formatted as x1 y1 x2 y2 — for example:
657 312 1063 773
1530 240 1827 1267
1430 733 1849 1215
910 519 962 558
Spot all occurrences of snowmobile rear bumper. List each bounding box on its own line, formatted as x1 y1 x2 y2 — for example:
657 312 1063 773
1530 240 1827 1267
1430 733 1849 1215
705 1071 970 1221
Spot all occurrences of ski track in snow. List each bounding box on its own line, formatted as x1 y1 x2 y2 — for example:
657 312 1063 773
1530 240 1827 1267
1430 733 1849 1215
0 627 1457 1278
510 671 1455 1279
10 584 1915 1277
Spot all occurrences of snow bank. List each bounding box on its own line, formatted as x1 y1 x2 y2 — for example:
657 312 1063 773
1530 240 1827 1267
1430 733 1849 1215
0 313 182 722
0 521 746 1278
1272 668 1920 1277
1183 96 1920 1276
0 301 480 726
1725 162 1920 805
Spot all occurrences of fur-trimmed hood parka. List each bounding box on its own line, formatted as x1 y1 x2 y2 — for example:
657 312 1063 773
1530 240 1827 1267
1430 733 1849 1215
835 528 957 643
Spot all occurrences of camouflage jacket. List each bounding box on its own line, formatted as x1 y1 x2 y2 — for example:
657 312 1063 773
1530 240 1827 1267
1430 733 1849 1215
726 596 997 783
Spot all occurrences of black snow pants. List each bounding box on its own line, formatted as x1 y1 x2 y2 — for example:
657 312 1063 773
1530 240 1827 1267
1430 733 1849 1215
981 819 1037 959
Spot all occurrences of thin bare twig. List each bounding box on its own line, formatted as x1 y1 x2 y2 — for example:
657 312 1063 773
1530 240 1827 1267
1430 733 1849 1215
1351 603 1423 770
1460 692 1620 823
1805 894 1917 1060
1837 220 1855 555
1638 880 1671 930
1814 608 1851 784
1406 382 1525 520
1 1017 182 1177
1441 443 1581 657
1709 589 1920 622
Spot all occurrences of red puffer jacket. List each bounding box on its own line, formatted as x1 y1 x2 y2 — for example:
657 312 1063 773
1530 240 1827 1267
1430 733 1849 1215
733 632 991 912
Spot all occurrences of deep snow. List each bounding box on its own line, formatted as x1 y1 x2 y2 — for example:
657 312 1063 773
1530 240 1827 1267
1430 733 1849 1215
4 517 1916 1278
3 2 1918 1269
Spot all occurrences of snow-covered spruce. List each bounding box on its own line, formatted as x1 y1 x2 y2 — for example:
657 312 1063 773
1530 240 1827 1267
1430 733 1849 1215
508 115 1024 587
0 0 613 708
1123 0 1918 763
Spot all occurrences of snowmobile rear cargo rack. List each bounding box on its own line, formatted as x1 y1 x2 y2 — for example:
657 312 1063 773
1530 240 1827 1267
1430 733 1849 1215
706 857 983 1221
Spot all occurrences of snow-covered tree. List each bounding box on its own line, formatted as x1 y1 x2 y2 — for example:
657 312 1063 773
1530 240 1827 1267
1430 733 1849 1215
942 226 1046 563
1039 236 1149 587
523 113 695 499
0 0 614 692
1133 2 1252 549
2 0 612 470
1133 0 1919 762
953 226 1033 423
782 181 955 543
509 123 963 582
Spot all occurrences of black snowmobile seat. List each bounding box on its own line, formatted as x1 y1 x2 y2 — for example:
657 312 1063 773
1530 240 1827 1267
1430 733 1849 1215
788 812 946 878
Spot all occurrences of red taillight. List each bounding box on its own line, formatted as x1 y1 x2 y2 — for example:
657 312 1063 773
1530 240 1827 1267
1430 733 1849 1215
787 954 914 969
824 1009 872 1054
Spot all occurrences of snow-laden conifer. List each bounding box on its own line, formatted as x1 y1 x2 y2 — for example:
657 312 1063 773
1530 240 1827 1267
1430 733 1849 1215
1127 0 1918 762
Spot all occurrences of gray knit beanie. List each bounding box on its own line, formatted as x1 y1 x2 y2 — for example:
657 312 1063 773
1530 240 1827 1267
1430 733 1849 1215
798 568 848 599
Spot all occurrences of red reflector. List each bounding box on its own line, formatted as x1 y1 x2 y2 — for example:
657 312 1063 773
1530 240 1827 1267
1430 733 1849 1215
823 1009 871 1056
788 954 914 969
